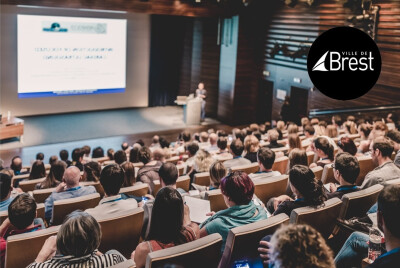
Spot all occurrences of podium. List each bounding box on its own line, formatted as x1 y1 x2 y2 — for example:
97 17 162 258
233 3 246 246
175 95 202 125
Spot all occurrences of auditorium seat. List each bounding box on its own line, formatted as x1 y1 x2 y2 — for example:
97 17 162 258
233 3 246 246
103 160 116 165
97 208 144 258
51 193 101 225
321 164 336 184
306 151 315 166
386 178 400 185
32 187 56 203
92 156 110 164
11 173 30 187
109 259 136 268
176 175 191 192
119 183 149 197
271 147 288 154
355 156 375 186
272 156 289 175
216 154 233 162
81 181 105 197
0 203 45 225
289 197 342 239
253 175 289 205
5 225 60 268
231 163 259 175
205 189 228 212
219 214 290 268
19 177 45 192
177 164 184 176
194 172 211 186
166 156 180 165
311 166 323 181
145 233 223 268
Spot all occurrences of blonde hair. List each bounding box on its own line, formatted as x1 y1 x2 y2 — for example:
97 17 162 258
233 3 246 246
288 134 302 152
194 149 214 172
287 124 299 134
244 135 260 153
209 161 227 188
277 121 285 131
325 125 338 138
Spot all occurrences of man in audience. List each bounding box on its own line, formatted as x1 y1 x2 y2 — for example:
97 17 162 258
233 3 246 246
361 137 400 189
265 129 284 149
86 164 138 219
82 145 91 163
10 156 27 176
149 135 161 152
303 125 316 149
71 148 84 171
44 166 96 222
48 155 58 166
327 152 360 199
59 149 72 166
36 152 44 161
249 147 281 181
214 137 231 160
121 142 130 153
387 129 400 168
152 148 166 163
114 150 127 165
223 139 251 169
206 133 219 153
136 147 162 194
0 173 14 211
199 131 210 149
176 130 192 154
184 142 199 174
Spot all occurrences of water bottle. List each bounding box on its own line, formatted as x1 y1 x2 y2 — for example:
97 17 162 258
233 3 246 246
368 227 385 262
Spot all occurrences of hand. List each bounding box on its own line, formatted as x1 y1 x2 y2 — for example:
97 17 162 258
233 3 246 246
258 240 272 264
55 182 66 193
145 194 154 200
206 211 216 217
329 183 337 193
273 195 293 211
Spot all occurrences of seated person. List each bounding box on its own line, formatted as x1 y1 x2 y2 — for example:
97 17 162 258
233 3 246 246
206 133 219 153
71 148 84 171
223 139 251 169
213 137 231 160
44 166 96 223
249 147 281 181
243 135 260 163
27 211 126 267
29 160 46 180
266 129 284 149
326 152 360 199
10 156 28 176
0 173 14 211
136 146 162 195
82 161 101 182
192 161 227 195
35 161 66 190
184 142 199 174
0 193 45 266
121 161 136 187
199 171 268 253
86 164 138 220
188 149 214 183
287 148 308 172
309 137 334 168
268 165 327 216
132 187 199 268
114 150 127 165
386 129 400 168
59 149 72 167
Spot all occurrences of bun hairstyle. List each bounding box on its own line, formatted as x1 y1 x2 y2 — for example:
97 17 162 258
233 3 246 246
314 137 334 161
289 165 327 207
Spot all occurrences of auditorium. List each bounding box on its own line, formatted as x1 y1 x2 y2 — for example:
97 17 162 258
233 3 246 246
1 0 400 267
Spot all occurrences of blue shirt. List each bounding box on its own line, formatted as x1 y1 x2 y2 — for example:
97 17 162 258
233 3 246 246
0 197 14 212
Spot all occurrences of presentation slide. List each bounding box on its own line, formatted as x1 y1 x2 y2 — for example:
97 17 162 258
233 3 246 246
17 15 127 98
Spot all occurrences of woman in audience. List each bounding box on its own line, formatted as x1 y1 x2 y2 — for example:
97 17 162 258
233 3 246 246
129 145 141 163
35 160 66 190
29 160 46 180
107 148 115 160
199 171 268 253
287 124 299 134
91 146 104 158
358 123 372 142
309 137 334 168
287 133 302 154
268 165 327 216
27 211 126 267
82 161 101 182
188 149 213 182
137 146 163 194
344 120 358 134
121 161 136 187
288 149 308 171
132 187 199 268
243 135 260 163
338 137 363 157
209 161 227 190
325 124 338 138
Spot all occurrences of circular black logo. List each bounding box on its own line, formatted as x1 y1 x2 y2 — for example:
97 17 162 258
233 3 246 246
307 27 381 100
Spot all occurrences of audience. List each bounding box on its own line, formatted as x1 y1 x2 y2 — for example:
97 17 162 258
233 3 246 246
0 173 14 211
29 160 46 180
136 146 162 194
249 147 280 181
59 149 72 166
36 153 44 161
92 146 105 158
82 145 91 163
223 139 251 169
35 160 66 190
129 145 141 163
114 150 128 165
82 161 101 182
149 135 161 152
71 148 84 171
243 135 260 163
309 137 334 168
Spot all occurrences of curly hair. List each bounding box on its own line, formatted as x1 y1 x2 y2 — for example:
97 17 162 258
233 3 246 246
270 224 335 268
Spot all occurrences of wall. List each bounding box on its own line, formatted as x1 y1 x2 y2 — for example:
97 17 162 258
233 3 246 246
1 5 150 116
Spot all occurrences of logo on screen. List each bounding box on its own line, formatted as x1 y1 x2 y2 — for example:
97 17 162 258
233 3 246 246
43 22 68 32
307 27 381 100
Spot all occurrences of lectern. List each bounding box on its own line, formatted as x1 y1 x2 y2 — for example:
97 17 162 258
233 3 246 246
175 95 202 125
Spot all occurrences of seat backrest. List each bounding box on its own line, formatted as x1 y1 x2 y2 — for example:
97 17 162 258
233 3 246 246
166 156 180 165
11 173 30 187
194 172 211 186
339 184 383 220
306 151 315 166
219 214 289 268
153 180 162 196
321 164 336 184
19 177 45 192
253 175 289 205
386 178 400 185
119 183 149 197
290 198 342 239
0 203 45 225
32 187 56 203
81 181 105 197
145 233 222 268
356 156 375 186
97 208 144 258
231 162 260 175
52 193 101 225
205 189 228 212
272 156 289 175
177 164 184 176
311 166 323 181
176 175 190 192
109 259 136 268
216 155 233 162
92 156 110 164
5 226 60 268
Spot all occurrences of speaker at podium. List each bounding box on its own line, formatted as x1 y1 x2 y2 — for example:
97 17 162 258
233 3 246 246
175 95 202 125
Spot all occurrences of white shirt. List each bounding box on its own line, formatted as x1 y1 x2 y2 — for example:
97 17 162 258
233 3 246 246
85 194 138 220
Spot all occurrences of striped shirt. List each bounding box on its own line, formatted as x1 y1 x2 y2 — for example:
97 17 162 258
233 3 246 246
27 252 125 268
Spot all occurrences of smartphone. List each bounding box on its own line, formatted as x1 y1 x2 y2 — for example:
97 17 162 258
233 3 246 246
142 196 149 204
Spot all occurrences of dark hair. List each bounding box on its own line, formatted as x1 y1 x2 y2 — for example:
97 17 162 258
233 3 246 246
159 137 170 149
92 147 104 158
59 150 69 161
332 115 343 126
181 131 191 142
147 187 188 244
138 147 152 164
288 149 308 170
334 152 360 184
253 131 262 141
359 123 372 138
136 139 145 147
83 162 101 182
233 129 244 142
230 139 245 157
338 137 357 156
129 146 140 163
257 147 275 170
373 137 394 157
36 152 44 161
100 164 125 196
378 185 400 238
217 137 228 150
107 149 114 160
186 142 199 156
114 150 127 165
220 171 254 205
121 142 129 151
40 161 66 189
289 165 327 207
121 161 135 187
8 193 37 229
314 137 334 161
29 160 46 180
0 173 12 200
387 130 400 144
82 145 91 155
72 148 84 162
159 163 178 186
11 156 22 172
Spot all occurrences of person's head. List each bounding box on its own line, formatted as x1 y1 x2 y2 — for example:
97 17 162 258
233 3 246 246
347 115 356 122
358 123 372 139
72 148 84 163
152 135 160 144
304 125 315 138
313 137 334 161
198 82 204 89
338 137 357 156
107 148 115 160
287 124 298 134
0 173 12 201
209 161 226 188
57 211 101 257
181 130 191 143
267 129 279 143
59 150 69 162
344 121 358 134
333 152 360 185
377 185 400 240
186 142 199 157
121 161 136 187
289 165 326 206
100 164 125 196
29 160 46 180
44 160 66 188
269 224 334 268
250 123 259 132
82 145 91 156
129 145 140 163
63 166 81 188
310 118 319 125
209 133 218 145
147 187 186 244
159 163 178 187
114 150 127 165
370 137 394 165
200 132 209 143
386 113 398 124
121 142 129 151
325 125 338 138
373 121 388 134
83 161 101 182
301 117 310 128
153 148 165 162
287 134 302 151
49 155 58 166
217 137 228 151
276 121 285 131
257 147 275 170
92 147 104 158
8 193 37 230
194 149 213 172
138 146 152 164
11 156 22 173
36 152 44 161
229 139 245 157
288 149 308 170
244 135 260 153
220 171 254 207
233 128 244 142
386 129 400 152
332 115 343 127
